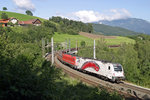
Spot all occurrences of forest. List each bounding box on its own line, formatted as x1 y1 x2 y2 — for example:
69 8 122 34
49 16 93 34
78 34 150 88
0 20 122 99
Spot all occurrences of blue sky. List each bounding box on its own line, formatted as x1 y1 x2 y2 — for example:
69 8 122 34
0 0 150 22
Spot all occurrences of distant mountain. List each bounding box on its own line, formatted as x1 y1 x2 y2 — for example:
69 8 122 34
96 18 150 35
93 24 140 36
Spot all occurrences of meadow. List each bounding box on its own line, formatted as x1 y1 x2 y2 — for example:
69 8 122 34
53 32 135 48
0 11 46 21
105 36 135 45
53 32 93 47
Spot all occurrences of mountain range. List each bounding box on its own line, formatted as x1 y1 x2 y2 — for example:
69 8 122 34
95 18 150 35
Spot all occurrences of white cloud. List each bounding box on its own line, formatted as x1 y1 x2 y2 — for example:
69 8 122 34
109 9 131 20
73 10 102 23
12 0 35 11
57 9 131 23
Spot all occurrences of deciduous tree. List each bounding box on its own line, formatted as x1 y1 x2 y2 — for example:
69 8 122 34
3 7 7 11
1 13 8 19
25 10 33 16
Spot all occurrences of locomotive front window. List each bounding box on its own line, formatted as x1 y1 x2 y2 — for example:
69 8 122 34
108 66 110 70
113 65 122 71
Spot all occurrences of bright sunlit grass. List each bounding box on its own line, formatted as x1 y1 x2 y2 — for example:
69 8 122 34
53 32 93 47
105 36 135 45
53 32 135 48
0 11 46 21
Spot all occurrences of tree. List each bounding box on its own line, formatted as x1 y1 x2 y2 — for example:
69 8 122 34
43 20 59 33
49 16 94 34
3 7 7 11
25 10 33 16
1 13 8 19
80 41 86 47
0 34 61 100
87 23 93 33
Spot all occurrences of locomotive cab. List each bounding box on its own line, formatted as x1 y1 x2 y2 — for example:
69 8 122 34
111 64 125 82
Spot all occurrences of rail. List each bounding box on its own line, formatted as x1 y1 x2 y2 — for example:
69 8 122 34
46 53 150 100
53 55 150 100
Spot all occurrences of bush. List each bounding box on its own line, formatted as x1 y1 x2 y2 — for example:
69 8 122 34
43 20 59 32
0 24 123 100
66 29 78 35
1 13 8 19
80 41 86 47
0 35 61 99
78 35 150 88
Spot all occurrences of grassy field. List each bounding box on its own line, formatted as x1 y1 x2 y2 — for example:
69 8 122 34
105 36 135 45
53 33 135 48
53 33 94 47
0 11 46 21
0 11 135 46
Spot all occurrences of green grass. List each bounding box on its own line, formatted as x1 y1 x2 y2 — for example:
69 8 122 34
53 33 94 47
53 33 135 48
105 36 135 45
10 27 135 47
0 11 46 21
0 11 135 46
61 73 80 85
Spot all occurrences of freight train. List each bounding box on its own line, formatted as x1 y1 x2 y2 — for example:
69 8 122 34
57 51 125 82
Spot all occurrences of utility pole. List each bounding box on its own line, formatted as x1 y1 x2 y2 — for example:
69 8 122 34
66 39 68 52
76 40 78 50
93 39 96 59
47 39 49 53
51 37 54 66
69 38 71 53
42 38 45 57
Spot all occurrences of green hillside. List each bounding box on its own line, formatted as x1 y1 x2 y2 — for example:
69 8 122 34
53 33 135 48
0 11 46 21
54 32 93 47
0 11 135 45
93 24 140 36
105 36 135 45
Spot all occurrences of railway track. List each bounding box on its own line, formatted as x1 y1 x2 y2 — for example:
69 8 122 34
47 54 150 100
